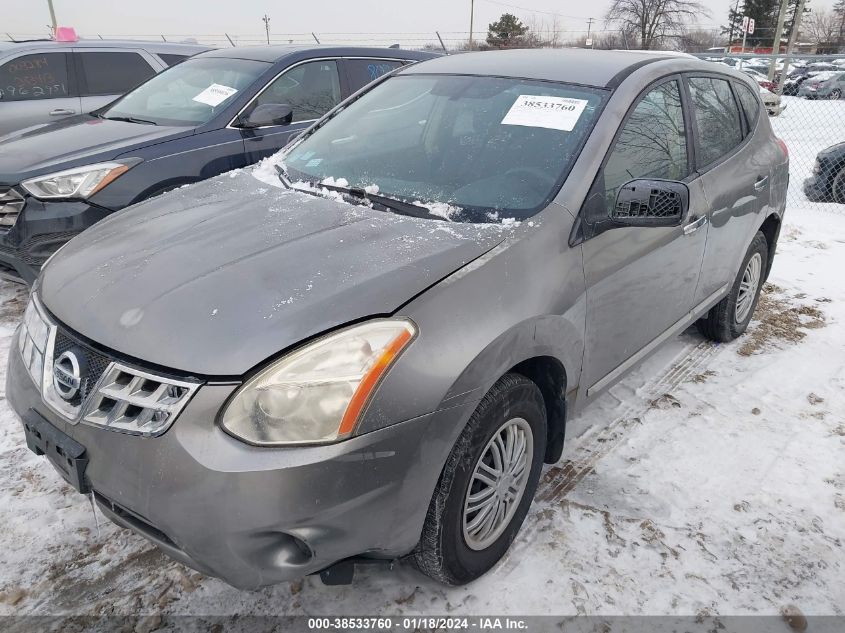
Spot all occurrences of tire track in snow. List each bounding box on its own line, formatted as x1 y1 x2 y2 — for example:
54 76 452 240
504 337 721 563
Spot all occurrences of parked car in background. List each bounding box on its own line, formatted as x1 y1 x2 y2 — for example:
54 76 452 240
8 49 788 590
798 71 845 99
0 45 437 283
759 86 785 116
741 68 776 91
0 39 209 136
804 142 845 203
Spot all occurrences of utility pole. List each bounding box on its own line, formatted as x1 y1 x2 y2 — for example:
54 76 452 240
586 17 595 48
46 0 57 35
768 0 791 80
775 0 808 96
469 0 475 50
262 14 270 45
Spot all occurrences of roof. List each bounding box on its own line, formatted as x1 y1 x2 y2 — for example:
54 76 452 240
198 45 438 64
400 48 713 88
0 39 209 55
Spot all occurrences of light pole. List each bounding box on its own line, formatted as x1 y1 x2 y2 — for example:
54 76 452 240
262 14 270 45
469 0 475 50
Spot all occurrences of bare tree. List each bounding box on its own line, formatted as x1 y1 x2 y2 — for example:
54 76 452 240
676 27 724 52
524 14 564 47
804 8 840 49
605 0 710 49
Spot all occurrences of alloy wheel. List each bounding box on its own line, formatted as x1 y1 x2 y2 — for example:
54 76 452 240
462 417 533 551
735 252 762 323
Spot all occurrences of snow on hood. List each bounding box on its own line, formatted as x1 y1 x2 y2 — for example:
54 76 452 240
40 170 512 375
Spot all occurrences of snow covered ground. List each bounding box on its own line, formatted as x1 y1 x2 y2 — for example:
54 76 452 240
0 104 843 621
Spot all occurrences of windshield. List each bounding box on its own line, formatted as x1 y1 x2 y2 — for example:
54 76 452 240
281 74 606 222
102 57 269 126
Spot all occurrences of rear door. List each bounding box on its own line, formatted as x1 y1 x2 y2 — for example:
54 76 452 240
74 49 161 113
238 58 343 164
579 77 710 396
686 75 774 306
0 51 81 136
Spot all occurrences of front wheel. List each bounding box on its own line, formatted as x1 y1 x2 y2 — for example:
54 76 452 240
832 169 845 204
828 88 842 100
697 231 768 342
411 373 546 585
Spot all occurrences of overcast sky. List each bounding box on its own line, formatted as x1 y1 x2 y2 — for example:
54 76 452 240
3 0 835 45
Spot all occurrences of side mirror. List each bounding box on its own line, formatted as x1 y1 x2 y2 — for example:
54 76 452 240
238 103 293 129
611 179 689 228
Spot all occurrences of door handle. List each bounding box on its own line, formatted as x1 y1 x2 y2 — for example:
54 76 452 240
683 215 707 235
49 108 75 116
754 175 769 191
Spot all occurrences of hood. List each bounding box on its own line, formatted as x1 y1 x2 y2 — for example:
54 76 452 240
39 171 508 376
0 115 193 184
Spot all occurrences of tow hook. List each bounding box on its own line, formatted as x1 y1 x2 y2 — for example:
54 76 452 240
317 557 397 585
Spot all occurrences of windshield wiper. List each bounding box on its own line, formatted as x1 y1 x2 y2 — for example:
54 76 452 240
102 115 158 126
274 165 446 220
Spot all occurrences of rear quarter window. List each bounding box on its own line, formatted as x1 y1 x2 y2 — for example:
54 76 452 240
0 52 71 101
734 82 760 132
344 59 404 91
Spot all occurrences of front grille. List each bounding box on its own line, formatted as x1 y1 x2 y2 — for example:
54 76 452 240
53 329 112 404
83 362 198 436
0 188 24 232
41 321 201 435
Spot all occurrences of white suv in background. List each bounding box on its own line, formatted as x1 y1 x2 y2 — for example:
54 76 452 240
0 39 208 136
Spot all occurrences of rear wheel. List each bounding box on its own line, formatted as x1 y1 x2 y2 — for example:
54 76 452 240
829 88 842 100
697 231 768 342
412 373 546 585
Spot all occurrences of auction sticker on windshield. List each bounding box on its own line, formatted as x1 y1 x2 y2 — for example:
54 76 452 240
192 84 238 107
501 95 589 132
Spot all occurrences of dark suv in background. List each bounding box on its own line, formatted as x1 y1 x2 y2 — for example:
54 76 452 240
0 45 436 283
0 39 209 136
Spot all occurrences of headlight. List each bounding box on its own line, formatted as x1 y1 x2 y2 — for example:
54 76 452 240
21 161 137 200
221 319 417 446
19 296 51 386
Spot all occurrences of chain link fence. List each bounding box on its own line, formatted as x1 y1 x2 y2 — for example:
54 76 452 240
694 52 845 213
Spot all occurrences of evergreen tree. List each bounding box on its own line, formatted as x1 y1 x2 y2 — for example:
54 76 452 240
486 14 530 48
723 0 810 49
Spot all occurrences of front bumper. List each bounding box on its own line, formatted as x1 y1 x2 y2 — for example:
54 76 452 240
6 334 472 589
0 196 112 285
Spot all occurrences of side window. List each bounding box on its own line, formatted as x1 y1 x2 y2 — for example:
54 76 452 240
688 77 743 167
0 53 71 101
158 53 190 67
255 60 341 123
77 52 156 96
603 80 689 212
734 82 760 133
345 59 403 91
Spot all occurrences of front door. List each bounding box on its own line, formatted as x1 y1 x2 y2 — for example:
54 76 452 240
239 59 343 164
580 78 709 397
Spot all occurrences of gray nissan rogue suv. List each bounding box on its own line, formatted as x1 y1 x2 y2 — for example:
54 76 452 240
8 49 789 589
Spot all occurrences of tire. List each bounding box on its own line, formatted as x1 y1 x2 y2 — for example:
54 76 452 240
411 373 547 585
832 169 845 205
829 88 842 100
697 231 768 342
